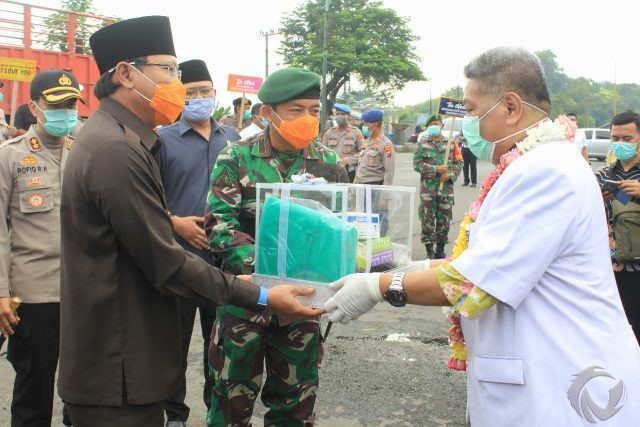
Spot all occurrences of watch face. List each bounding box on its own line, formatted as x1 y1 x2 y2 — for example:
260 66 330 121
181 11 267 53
386 290 407 307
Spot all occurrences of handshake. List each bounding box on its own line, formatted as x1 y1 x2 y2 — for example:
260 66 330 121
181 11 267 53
254 259 432 323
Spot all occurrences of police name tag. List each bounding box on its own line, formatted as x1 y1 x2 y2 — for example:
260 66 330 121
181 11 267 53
343 212 380 239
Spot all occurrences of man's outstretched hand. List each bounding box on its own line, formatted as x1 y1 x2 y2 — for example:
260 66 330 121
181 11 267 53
268 285 323 318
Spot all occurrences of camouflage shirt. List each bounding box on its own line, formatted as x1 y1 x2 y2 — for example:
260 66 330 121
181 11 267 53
413 135 462 196
205 129 348 276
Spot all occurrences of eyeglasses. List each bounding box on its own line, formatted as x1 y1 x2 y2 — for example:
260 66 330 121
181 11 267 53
185 86 215 97
129 62 182 80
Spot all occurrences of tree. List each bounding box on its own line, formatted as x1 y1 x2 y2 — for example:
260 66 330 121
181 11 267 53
213 103 231 121
42 0 113 54
536 50 569 94
279 0 424 112
390 49 640 131
335 88 382 112
443 86 463 99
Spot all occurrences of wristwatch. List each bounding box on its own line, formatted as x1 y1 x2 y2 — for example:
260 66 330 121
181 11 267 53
384 272 407 307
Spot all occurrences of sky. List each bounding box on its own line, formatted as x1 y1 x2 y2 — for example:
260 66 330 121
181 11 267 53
23 0 640 109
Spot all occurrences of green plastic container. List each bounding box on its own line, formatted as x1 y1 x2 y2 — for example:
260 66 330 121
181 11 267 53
257 196 357 282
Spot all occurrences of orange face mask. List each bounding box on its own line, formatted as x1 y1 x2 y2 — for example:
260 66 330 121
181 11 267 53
149 79 186 126
271 109 320 149
131 67 186 126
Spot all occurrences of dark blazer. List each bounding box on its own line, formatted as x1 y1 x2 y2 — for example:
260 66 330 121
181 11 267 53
58 98 260 406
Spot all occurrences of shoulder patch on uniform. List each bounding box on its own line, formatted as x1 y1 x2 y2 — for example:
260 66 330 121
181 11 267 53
29 137 42 152
21 155 39 165
215 168 234 188
384 144 393 157
0 138 18 149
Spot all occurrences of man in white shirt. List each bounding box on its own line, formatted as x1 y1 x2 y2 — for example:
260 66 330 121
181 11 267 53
567 112 589 161
323 46 640 426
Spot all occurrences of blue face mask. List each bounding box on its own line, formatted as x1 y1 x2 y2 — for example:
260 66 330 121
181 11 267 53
183 97 215 121
243 110 252 121
0 92 3 103
426 125 441 138
611 142 638 161
461 97 547 162
35 104 78 137
362 125 371 138
261 118 269 127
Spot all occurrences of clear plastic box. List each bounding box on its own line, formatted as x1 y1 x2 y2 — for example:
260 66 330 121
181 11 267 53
253 183 415 306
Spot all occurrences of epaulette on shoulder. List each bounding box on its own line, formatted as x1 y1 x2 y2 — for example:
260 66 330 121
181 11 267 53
239 132 265 147
235 137 253 146
0 135 22 149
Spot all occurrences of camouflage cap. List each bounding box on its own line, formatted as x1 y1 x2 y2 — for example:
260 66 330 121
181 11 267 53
258 67 320 105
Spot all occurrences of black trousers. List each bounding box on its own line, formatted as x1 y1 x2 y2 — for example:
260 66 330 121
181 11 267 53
66 399 164 427
614 270 640 344
347 169 356 183
7 303 69 427
164 299 216 422
462 147 477 184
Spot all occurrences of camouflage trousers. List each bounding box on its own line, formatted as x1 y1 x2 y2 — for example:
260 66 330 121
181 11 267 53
419 193 453 245
207 310 322 427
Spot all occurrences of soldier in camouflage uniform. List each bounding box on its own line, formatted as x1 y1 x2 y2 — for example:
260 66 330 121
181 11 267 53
413 114 462 259
204 67 348 427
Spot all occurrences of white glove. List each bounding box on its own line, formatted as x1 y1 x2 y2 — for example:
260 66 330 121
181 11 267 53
397 259 430 273
325 273 381 324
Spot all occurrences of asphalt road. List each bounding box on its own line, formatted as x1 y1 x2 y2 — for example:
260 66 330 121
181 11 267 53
0 152 607 426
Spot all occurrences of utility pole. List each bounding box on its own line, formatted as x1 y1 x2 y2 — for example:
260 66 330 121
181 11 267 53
613 62 617 117
320 0 330 134
260 29 280 78
428 78 432 115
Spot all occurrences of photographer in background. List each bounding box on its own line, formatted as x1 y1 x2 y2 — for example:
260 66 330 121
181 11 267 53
595 110 640 344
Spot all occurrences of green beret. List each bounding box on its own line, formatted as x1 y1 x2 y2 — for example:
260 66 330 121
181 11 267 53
258 67 321 105
425 114 444 126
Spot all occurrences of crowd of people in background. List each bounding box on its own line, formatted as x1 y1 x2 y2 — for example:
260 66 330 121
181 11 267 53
0 15 638 427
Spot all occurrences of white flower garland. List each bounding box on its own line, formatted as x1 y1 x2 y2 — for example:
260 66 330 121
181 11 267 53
516 119 569 154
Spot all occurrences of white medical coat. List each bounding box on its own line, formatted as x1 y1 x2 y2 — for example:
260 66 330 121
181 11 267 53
451 141 640 426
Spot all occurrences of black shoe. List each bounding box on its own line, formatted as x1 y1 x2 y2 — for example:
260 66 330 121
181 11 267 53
425 244 435 259
462 182 469 186
470 183 477 187
435 244 446 259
